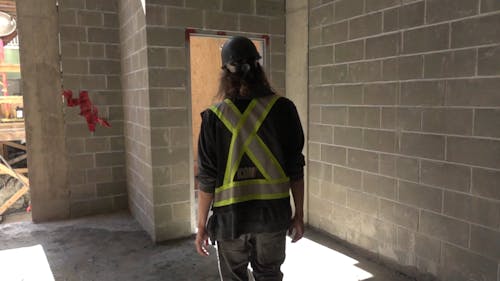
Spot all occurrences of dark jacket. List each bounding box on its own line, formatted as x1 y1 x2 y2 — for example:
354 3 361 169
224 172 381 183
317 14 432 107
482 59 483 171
197 93 305 241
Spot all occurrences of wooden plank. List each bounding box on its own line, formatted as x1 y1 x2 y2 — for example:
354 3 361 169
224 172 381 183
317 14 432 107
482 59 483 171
14 168 27 174
0 163 28 186
0 185 28 216
0 141 26 151
0 64 20 73
0 96 23 104
7 153 26 165
0 128 25 141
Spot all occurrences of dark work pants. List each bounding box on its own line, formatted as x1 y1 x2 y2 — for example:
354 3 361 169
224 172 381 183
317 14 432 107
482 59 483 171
216 230 287 281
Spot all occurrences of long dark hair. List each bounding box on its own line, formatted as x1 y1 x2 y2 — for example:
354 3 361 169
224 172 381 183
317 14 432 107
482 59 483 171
216 62 275 100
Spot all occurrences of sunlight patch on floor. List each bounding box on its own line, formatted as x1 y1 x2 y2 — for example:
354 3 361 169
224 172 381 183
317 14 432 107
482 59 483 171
282 237 373 281
0 244 55 281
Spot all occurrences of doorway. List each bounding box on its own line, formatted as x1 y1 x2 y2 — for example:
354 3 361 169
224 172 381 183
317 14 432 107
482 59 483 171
188 33 265 214
0 0 30 224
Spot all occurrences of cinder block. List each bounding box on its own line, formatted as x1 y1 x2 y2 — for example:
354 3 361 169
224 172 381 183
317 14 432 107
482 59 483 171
381 108 396 129
167 48 186 68
310 67 321 86
69 154 95 170
204 11 238 31
311 106 322 123
89 59 121 75
85 0 118 11
322 22 348 44
334 85 362 105
79 43 105 58
67 138 85 154
78 10 103 26
444 191 500 229
106 76 122 90
382 55 423 81
321 106 347 125
66 123 92 138
168 127 189 147
146 4 165 25
403 24 449 54
85 137 110 152
172 202 191 221
421 160 471 192
442 243 498 281
335 40 364 63
270 71 285 89
348 107 380 128
420 210 469 247
269 16 285 35
347 189 379 214
321 182 347 205
332 205 362 232
399 1 425 29
222 0 253 13
366 33 400 59
349 13 383 40
478 46 500 75
360 215 397 245
148 68 186 87
154 204 173 225
322 65 349 83
475 109 500 138
472 168 500 200
321 145 346 166
380 199 418 230
334 127 363 148
365 0 400 12
447 137 500 169
271 53 285 71
424 49 476 78
415 233 441 262
399 133 445 160
347 149 379 172
422 108 473 135
363 173 397 199
88 27 120 43
310 4 334 27
153 166 171 186
445 78 500 106
151 147 189 167
309 45 334 66
256 0 284 16
470 225 500 260
309 143 321 161
383 7 399 32
59 0 84 9
364 83 398 105
346 229 379 250
155 184 190 204
309 160 333 182
70 184 96 200
166 7 203 28
185 0 220 10
59 26 87 42
335 0 364 21
309 27 321 47
451 13 500 48
147 48 167 67
399 181 442 212
363 129 396 153
62 58 88 75
309 194 333 220
147 28 183 47
401 81 445 106
334 166 362 189
113 195 128 211
348 61 382 82
60 9 77 25
96 181 126 196
481 0 500 12
427 0 478 23
112 166 126 181
310 124 333 143
310 86 333 105
95 152 125 167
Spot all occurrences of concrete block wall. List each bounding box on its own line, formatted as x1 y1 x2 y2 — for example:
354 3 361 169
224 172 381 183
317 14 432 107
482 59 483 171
117 0 155 237
141 0 286 241
59 0 127 217
308 1 500 280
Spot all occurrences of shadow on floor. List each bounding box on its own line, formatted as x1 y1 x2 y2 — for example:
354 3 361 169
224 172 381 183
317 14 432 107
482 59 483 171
0 212 416 281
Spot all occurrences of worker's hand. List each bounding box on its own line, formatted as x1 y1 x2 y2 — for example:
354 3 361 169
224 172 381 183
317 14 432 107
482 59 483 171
195 227 210 256
288 216 304 243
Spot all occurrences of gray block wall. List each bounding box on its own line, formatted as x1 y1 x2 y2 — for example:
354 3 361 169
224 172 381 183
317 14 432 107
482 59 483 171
143 0 286 241
308 1 500 280
60 0 127 217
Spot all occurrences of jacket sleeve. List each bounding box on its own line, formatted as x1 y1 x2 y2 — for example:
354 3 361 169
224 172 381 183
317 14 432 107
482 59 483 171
196 109 217 193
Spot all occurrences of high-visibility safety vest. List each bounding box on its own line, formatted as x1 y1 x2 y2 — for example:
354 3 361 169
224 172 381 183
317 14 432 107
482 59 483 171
209 94 290 207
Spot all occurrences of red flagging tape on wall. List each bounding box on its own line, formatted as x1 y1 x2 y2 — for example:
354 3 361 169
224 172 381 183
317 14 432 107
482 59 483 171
62 89 111 132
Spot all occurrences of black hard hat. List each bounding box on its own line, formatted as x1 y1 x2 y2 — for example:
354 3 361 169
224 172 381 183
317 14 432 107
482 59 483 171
221 36 261 66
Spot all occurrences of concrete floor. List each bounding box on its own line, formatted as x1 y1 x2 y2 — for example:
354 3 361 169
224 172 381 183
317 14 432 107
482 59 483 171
0 212 416 281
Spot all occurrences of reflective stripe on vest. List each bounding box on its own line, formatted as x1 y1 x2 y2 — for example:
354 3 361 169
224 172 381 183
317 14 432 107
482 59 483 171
209 95 290 207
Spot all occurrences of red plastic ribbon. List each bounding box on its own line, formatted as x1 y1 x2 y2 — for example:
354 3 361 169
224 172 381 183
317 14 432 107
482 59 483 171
62 90 111 132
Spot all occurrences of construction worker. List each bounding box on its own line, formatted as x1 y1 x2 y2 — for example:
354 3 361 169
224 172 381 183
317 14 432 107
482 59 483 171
195 36 305 281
